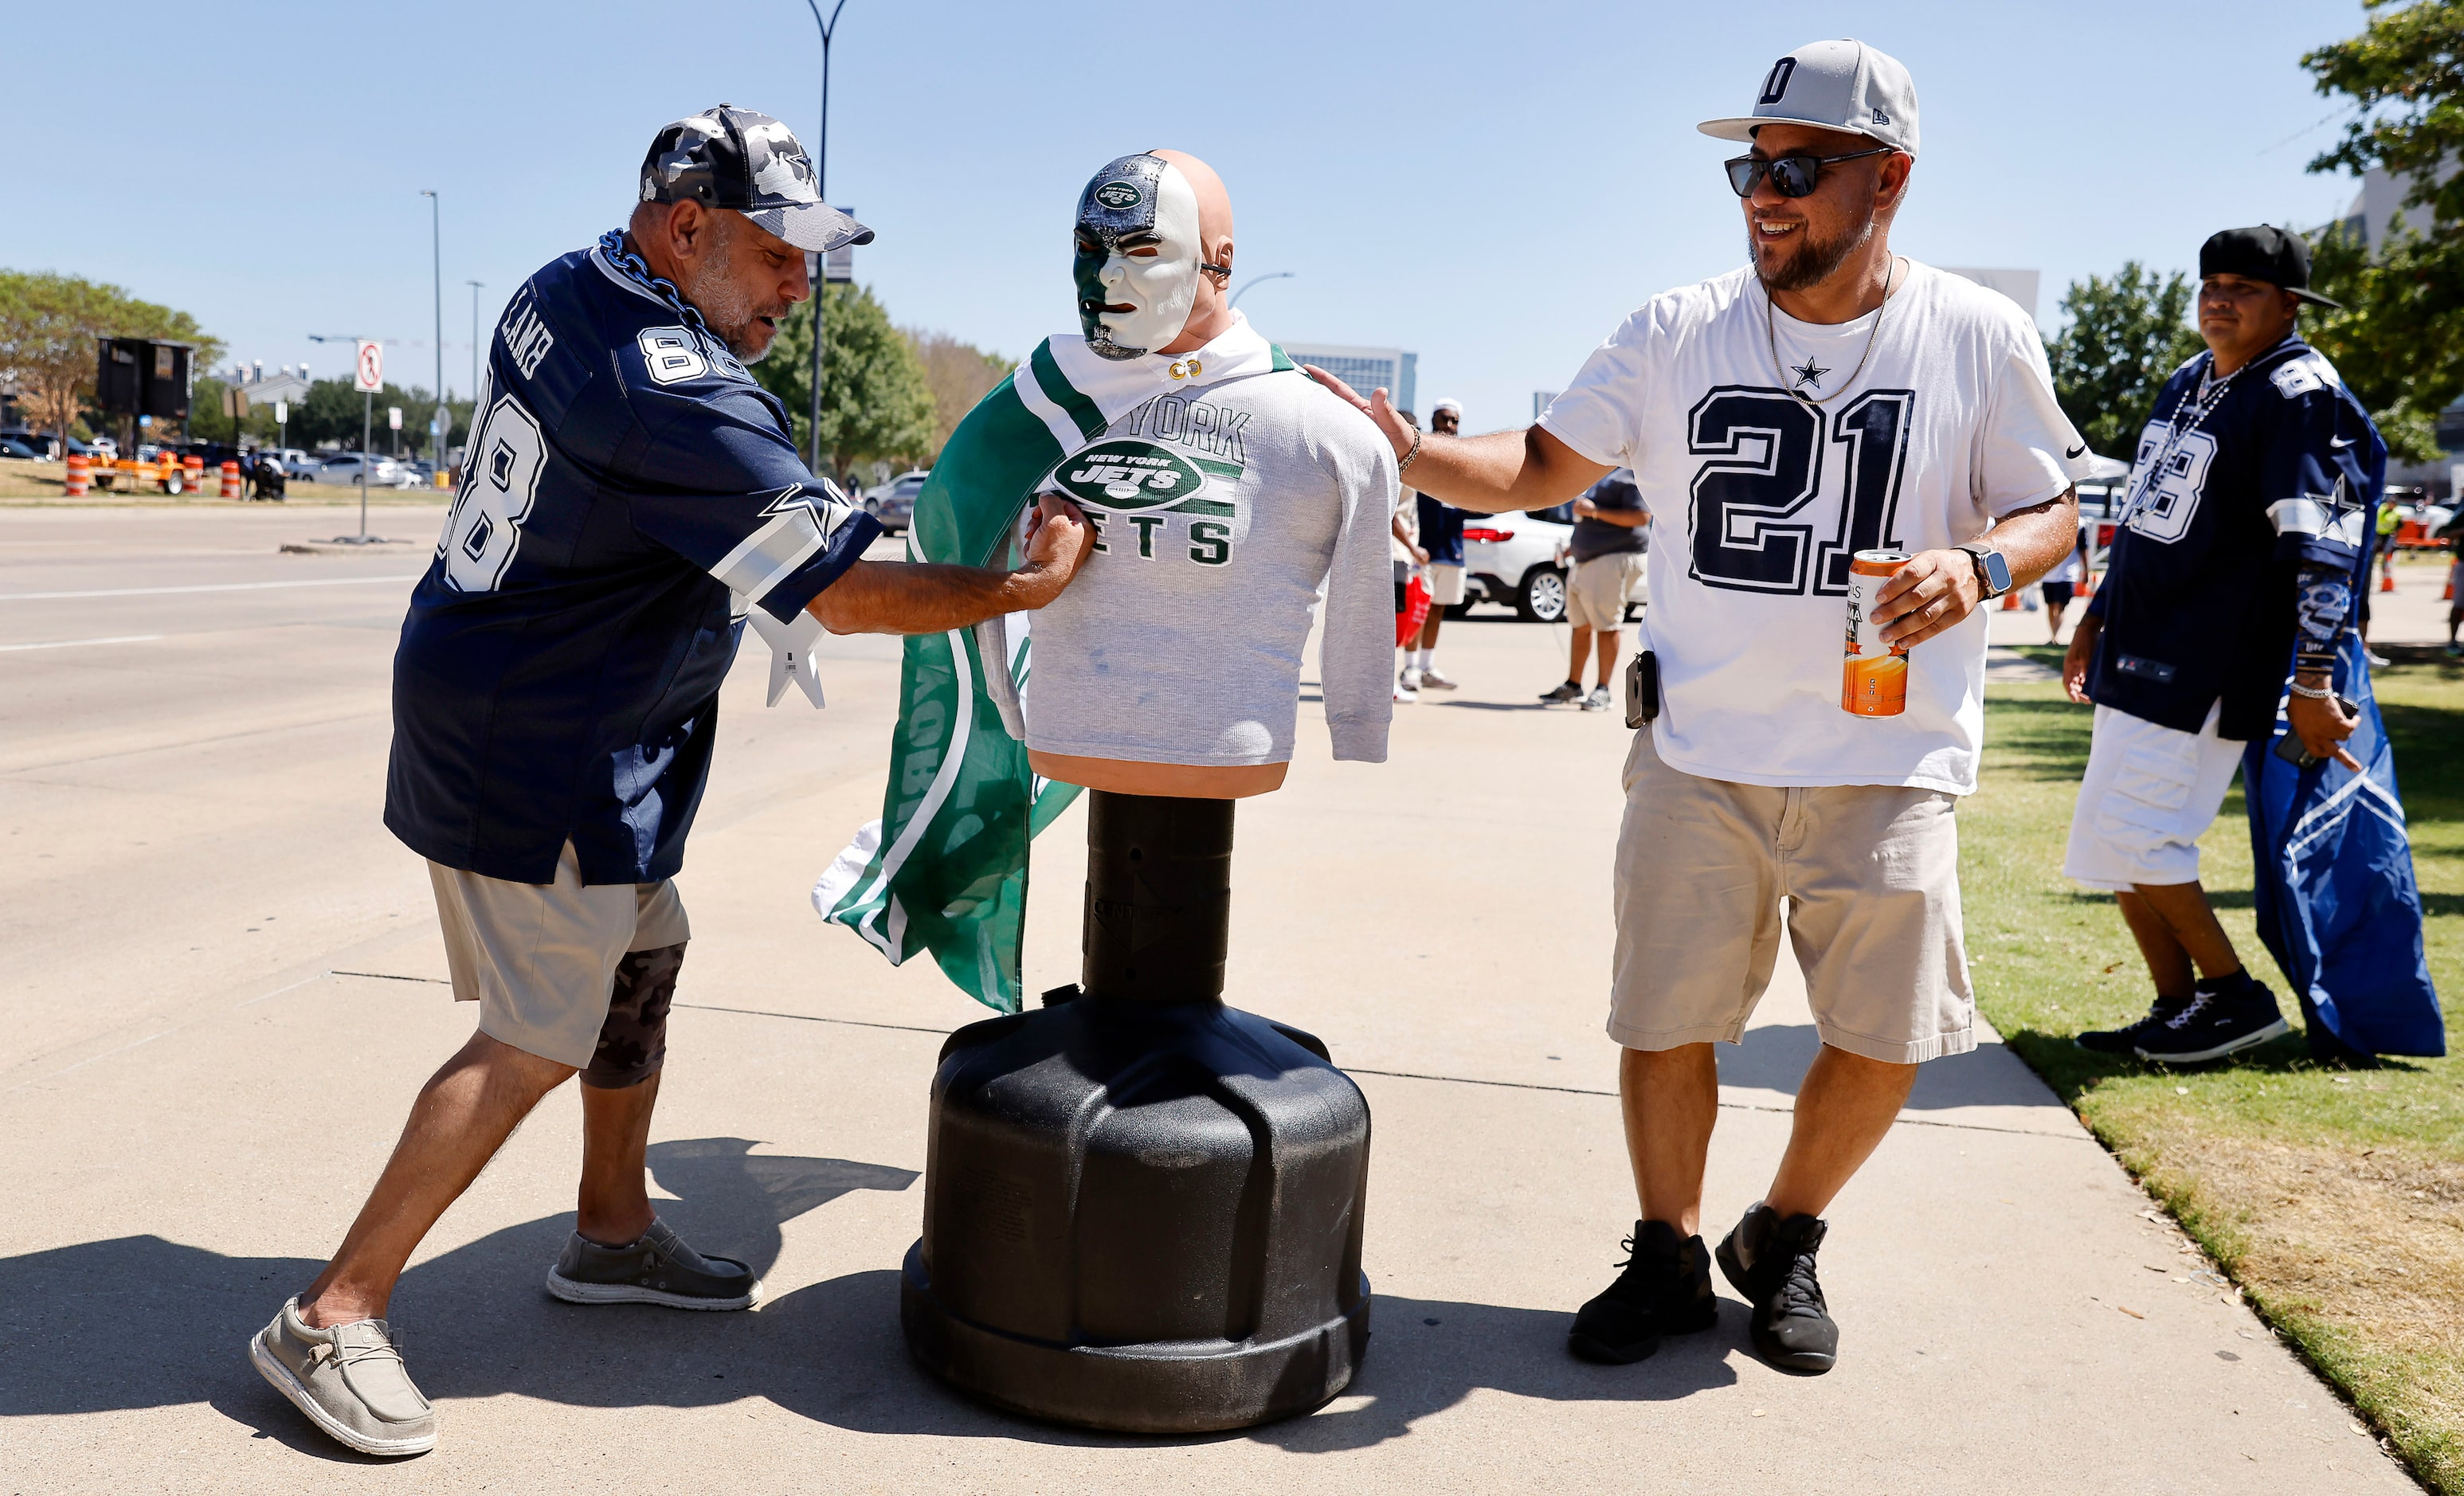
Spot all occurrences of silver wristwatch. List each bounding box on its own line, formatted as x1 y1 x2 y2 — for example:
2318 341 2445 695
1957 542 2012 600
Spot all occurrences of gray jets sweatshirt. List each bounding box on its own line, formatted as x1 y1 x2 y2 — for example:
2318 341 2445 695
1024 368 1398 766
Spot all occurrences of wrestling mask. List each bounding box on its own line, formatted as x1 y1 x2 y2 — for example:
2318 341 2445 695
1074 153 1204 361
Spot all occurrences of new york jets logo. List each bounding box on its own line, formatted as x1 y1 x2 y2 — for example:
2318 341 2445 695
1094 181 1143 210
1056 440 1202 509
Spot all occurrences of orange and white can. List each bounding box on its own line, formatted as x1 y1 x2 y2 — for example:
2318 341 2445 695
1841 549 1910 717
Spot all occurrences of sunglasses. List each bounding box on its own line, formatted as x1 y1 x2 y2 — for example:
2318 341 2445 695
1723 145 1894 199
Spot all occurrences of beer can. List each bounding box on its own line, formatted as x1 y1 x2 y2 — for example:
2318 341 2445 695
1841 549 1910 717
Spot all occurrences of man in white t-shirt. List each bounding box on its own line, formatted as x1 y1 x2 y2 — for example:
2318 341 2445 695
1308 39 2090 1376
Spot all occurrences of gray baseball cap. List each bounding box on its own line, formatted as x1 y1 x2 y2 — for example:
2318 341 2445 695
639 104 874 253
1698 40 1918 158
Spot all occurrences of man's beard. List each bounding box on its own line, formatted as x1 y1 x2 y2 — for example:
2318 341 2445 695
1752 208 1874 295
679 232 782 362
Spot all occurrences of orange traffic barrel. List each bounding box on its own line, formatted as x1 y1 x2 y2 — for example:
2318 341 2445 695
221 460 242 499
65 453 90 497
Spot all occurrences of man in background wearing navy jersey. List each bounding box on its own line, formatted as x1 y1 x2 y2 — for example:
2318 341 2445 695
249 107 1090 1458
2064 227 2380 1067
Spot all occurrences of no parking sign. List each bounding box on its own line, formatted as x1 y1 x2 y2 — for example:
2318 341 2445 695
354 340 383 393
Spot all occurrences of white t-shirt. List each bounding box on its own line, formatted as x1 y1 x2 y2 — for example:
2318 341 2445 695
1541 260 2089 794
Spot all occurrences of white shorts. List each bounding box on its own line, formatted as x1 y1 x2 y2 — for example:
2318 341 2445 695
430 840 691 1068
1422 563 1466 606
2062 703 2244 891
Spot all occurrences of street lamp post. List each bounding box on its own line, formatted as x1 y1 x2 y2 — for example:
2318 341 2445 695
803 0 848 480
466 280 484 476
1229 272 1295 311
422 191 444 481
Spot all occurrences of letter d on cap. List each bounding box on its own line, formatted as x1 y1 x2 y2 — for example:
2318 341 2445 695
1759 57 1796 105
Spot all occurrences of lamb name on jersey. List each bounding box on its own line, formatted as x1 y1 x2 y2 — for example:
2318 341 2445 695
385 237 881 887
2087 337 2379 742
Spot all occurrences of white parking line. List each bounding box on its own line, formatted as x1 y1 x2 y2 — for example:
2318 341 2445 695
0 574 422 602
0 633 166 652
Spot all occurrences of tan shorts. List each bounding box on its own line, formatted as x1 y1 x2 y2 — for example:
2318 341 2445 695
1566 552 1643 631
1423 562 1467 606
429 841 691 1069
1610 731 1975 1064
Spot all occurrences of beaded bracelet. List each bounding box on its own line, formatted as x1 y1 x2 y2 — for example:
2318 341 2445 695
1397 426 1425 475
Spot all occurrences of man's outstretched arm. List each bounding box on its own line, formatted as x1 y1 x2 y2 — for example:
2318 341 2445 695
809 497 1092 635
1304 366 1612 516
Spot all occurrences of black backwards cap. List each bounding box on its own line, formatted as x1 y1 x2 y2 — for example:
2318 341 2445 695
2200 225 2340 309
640 104 873 253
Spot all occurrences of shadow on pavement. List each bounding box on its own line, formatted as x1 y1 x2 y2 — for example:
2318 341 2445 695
0 1140 915 1438
0 1133 1742 1455
1718 1022 2068 1114
750 1275 1741 1451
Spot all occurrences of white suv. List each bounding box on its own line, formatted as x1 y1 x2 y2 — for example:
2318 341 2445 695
1459 502 1645 622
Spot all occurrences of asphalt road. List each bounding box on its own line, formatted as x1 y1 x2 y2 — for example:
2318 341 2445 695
0 503 2415 1494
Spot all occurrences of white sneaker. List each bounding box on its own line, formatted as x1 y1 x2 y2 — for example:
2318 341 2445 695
1418 665 1459 690
1393 683 1419 703
1582 687 1611 712
2367 651 2392 668
1400 667 1424 691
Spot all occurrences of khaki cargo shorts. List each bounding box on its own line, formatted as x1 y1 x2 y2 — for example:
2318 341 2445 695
429 841 691 1074
1566 551 1643 631
1609 731 1975 1064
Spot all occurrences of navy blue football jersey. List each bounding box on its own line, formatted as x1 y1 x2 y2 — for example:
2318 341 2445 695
2087 337 2380 740
385 237 881 885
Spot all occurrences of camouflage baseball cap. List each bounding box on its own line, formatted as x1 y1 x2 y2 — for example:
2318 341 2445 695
639 104 873 253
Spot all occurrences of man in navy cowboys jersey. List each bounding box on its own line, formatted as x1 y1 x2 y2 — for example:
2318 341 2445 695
2062 226 2376 1066
249 107 1091 1458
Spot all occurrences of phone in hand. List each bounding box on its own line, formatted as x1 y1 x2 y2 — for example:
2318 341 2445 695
2273 697 2360 767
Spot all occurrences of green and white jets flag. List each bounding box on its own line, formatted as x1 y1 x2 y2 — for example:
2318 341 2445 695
813 313 1295 1012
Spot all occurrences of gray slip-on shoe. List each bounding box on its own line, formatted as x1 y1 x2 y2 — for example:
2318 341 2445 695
545 1216 762 1310
249 1297 436 1456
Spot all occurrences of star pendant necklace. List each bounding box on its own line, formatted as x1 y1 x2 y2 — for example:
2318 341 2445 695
1765 254 1900 406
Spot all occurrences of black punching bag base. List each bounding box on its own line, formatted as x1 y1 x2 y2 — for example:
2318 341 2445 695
899 995 1373 1434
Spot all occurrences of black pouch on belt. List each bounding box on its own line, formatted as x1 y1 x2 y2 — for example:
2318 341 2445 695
1625 650 1659 728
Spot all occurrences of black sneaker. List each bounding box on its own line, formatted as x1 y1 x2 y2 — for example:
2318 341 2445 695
1538 679 1585 703
545 1216 762 1310
1716 1203 1837 1374
2133 975 2288 1063
1567 1219 1718 1364
2075 994 2195 1054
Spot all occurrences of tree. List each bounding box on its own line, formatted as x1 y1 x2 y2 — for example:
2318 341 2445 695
905 329 1013 461
751 282 936 484
2301 0 2464 460
0 270 223 453
2044 262 2205 460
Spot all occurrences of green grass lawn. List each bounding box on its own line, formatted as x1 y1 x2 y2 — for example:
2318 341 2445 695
1968 651 2462 1493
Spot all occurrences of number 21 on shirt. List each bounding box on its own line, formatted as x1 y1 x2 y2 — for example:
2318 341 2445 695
1686 386 1913 596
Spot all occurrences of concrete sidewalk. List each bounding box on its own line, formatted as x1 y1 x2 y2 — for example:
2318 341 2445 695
0 507 2418 1493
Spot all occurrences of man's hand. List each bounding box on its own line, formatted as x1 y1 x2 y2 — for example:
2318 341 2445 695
2063 615 2099 704
809 497 1091 636
1872 548 1984 648
2288 685 2365 773
1573 495 1598 519
1303 365 1414 461
1017 495 1093 606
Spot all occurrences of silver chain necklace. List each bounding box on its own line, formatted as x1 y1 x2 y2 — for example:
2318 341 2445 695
1763 254 1900 406
2117 352 2241 529
596 229 711 338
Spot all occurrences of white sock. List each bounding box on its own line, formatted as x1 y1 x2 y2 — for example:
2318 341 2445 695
1412 649 1432 670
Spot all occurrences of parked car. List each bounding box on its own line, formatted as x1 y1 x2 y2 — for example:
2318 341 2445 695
0 436 41 460
1456 502 1646 623
312 452 402 488
862 468 929 532
0 429 99 460
89 437 118 460
268 448 321 480
395 459 438 489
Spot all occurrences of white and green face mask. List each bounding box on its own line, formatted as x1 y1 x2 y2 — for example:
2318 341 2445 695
1072 153 1202 361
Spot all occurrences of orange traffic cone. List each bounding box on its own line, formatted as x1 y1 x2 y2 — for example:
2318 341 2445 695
2000 589 2021 610
2381 569 2397 593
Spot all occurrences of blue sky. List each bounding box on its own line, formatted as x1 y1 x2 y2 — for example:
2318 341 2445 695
2 1 2371 430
